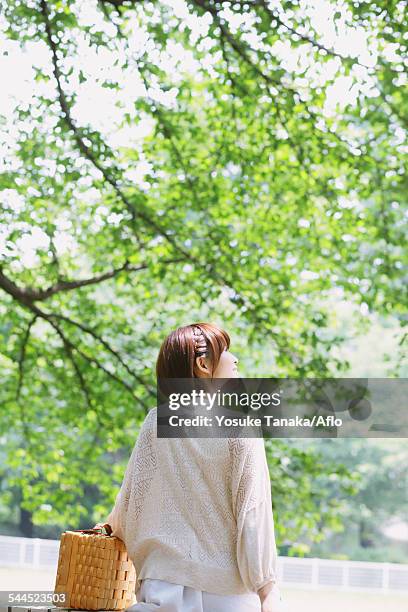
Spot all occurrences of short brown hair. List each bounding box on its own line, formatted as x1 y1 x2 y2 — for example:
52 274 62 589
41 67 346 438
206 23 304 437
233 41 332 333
156 322 230 379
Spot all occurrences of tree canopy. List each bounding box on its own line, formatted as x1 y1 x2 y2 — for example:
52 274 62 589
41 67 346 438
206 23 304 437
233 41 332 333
0 0 406 548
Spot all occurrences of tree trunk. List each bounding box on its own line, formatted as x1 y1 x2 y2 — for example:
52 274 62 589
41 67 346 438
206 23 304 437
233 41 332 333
19 505 34 537
359 518 374 548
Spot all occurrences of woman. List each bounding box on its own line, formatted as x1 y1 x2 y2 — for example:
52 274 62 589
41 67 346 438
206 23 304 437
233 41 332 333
96 323 284 612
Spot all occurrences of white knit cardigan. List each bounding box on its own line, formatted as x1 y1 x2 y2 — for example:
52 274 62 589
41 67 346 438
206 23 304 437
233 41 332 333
105 407 279 596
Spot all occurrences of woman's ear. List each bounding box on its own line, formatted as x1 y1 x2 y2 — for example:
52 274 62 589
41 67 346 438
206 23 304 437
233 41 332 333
194 355 211 377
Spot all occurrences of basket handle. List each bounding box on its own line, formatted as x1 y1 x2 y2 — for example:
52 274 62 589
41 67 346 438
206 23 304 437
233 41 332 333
70 523 113 536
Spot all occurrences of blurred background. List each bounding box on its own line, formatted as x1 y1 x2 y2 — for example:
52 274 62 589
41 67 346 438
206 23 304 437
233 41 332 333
0 0 406 609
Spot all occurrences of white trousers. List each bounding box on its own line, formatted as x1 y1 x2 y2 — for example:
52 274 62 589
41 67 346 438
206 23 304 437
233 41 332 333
126 578 262 611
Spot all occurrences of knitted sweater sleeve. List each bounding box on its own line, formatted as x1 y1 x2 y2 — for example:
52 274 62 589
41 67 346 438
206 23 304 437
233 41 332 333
104 439 137 542
105 409 157 541
229 438 279 593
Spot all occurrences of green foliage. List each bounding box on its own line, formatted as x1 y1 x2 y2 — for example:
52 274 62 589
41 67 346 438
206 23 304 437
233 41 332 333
0 0 406 553
265 438 361 555
298 439 408 562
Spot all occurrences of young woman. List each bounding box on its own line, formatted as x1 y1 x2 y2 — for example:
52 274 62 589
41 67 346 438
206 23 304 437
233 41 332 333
96 323 284 612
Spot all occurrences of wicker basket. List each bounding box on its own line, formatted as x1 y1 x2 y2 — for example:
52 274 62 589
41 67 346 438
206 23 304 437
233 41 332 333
54 525 137 610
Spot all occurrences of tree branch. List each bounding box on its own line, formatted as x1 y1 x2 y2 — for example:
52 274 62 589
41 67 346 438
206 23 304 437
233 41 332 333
15 316 38 451
48 311 155 394
39 0 198 265
203 0 406 128
51 322 104 425
50 325 115 455
40 0 256 305
1 258 183 302
44 311 149 406
0 267 151 409
16 316 38 402
255 0 371 68
193 0 282 88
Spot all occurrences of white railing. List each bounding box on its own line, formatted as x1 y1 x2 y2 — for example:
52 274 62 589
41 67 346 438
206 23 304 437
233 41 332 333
1 535 407 594
0 535 60 569
277 555 408 593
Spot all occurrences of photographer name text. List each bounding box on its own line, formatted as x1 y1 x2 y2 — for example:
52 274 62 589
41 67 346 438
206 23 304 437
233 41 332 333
167 414 343 428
